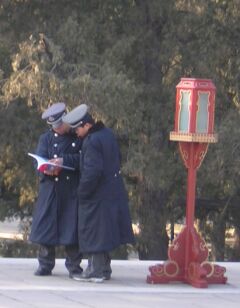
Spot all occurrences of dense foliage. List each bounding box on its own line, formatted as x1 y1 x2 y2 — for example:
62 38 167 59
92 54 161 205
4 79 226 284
0 0 239 259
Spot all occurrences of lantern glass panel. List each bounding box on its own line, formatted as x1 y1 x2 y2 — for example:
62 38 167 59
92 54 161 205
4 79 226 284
196 92 209 133
179 91 190 132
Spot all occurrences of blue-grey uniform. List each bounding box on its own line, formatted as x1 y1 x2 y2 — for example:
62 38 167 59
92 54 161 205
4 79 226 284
77 122 135 253
30 103 83 277
63 104 135 281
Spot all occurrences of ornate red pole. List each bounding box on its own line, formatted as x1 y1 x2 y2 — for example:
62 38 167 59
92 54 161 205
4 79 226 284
147 78 227 288
185 143 196 280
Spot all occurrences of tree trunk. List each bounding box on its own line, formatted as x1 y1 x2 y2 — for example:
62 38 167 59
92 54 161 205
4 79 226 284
230 226 240 261
137 183 169 260
210 216 226 261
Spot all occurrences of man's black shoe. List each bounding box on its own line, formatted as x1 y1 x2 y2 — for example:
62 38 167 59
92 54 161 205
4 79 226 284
69 267 83 279
71 272 104 283
69 272 82 279
34 268 52 276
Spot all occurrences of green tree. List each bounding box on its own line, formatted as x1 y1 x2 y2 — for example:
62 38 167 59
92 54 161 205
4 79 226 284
0 0 240 260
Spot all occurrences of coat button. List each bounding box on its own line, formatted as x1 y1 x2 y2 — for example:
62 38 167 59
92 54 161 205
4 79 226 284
72 142 76 147
53 154 58 158
54 143 58 147
54 133 58 137
55 177 59 182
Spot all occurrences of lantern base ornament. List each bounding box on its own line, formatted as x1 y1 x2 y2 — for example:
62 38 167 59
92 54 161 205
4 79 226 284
146 226 227 288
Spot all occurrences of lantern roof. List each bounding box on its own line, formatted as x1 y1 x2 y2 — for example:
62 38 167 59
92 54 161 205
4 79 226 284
176 78 216 90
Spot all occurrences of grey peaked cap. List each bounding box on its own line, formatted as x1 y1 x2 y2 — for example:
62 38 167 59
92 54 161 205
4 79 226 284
41 102 66 128
62 104 89 128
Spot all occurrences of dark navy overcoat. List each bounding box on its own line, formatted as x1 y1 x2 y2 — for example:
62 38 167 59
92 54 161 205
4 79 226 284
30 129 81 246
77 122 135 253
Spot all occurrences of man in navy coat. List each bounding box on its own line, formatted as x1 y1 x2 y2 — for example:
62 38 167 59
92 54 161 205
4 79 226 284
30 102 83 278
63 104 135 282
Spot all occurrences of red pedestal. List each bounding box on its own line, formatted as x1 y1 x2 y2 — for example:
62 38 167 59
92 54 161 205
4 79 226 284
147 142 227 288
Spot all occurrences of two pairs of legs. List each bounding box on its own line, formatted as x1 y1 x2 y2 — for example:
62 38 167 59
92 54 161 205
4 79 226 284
35 245 112 282
34 244 83 277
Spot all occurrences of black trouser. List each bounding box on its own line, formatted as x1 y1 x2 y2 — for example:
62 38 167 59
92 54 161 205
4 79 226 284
37 244 83 274
85 252 112 278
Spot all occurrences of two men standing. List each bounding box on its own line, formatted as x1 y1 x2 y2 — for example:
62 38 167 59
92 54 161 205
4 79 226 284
30 102 135 282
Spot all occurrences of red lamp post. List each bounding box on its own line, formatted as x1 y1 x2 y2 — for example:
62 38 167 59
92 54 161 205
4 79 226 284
147 78 227 288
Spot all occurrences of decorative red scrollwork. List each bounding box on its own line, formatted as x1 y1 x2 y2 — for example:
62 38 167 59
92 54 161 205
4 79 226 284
147 226 227 287
179 142 208 169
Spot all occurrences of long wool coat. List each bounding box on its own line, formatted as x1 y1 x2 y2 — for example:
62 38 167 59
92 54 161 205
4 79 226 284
30 129 81 246
78 122 135 253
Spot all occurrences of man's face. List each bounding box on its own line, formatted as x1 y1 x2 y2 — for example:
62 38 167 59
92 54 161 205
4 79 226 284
54 123 70 135
75 123 91 138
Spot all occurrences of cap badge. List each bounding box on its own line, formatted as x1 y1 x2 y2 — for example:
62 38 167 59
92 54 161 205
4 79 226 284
48 116 55 122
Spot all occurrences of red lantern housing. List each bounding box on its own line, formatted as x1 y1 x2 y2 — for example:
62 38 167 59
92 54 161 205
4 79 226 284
170 78 217 143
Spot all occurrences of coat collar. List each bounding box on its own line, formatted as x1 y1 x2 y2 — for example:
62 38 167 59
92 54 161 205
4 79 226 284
88 121 105 134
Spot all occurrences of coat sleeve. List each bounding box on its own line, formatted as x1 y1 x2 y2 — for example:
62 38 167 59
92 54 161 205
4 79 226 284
36 133 49 159
78 139 103 200
62 153 80 170
34 133 49 178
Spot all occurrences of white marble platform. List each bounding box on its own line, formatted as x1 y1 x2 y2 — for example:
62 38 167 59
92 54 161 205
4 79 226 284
0 258 239 308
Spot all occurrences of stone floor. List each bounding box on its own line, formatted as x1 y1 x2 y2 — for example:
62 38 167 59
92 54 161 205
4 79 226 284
0 258 239 308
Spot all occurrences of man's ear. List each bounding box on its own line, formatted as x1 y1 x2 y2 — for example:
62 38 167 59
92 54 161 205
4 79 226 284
86 123 92 129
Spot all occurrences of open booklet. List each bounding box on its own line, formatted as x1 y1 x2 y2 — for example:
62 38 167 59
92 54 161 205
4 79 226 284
28 153 75 172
